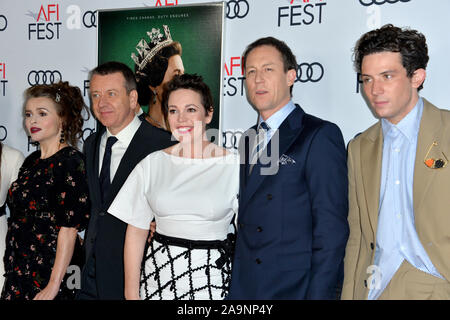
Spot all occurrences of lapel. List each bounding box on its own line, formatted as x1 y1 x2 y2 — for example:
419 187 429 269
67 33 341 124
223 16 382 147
360 122 383 237
239 124 257 192
87 126 104 208
240 105 304 211
413 99 442 217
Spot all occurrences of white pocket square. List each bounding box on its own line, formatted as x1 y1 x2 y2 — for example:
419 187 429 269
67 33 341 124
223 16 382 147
279 154 296 165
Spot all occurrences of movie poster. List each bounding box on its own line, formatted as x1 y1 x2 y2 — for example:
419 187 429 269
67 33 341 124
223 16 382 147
97 2 225 135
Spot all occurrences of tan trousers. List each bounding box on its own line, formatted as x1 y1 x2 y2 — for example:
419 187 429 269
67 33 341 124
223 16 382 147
378 260 450 300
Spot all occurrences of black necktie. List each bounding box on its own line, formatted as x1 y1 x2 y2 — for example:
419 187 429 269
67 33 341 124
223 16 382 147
138 112 146 121
99 136 118 204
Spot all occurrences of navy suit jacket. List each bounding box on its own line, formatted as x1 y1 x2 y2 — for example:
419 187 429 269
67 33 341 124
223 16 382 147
78 120 176 299
228 104 349 300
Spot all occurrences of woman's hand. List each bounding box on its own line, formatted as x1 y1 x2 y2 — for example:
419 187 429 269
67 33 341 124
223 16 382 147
34 227 77 300
33 281 60 300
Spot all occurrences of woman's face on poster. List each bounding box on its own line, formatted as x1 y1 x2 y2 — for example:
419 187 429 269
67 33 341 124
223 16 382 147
159 54 184 92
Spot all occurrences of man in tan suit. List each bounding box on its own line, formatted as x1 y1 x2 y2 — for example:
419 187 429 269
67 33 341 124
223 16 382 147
342 24 450 300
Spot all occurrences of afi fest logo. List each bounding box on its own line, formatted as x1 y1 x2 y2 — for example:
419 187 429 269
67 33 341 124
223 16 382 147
143 0 178 6
28 3 62 40
0 63 7 97
359 0 410 6
0 14 7 31
28 4 99 36
223 56 245 97
155 0 179 6
278 0 326 27
226 0 250 19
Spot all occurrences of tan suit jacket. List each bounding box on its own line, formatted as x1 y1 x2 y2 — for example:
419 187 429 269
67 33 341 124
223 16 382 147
342 99 450 299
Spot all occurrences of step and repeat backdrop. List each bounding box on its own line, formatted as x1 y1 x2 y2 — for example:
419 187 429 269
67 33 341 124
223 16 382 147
1 0 449 156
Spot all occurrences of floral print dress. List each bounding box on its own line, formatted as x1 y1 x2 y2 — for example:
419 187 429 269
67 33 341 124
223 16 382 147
1 147 90 300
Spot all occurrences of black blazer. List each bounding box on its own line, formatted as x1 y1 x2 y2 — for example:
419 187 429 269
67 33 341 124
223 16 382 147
80 120 176 299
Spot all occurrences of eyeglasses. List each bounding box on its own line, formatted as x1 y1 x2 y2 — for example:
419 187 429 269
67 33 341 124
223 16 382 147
424 141 448 169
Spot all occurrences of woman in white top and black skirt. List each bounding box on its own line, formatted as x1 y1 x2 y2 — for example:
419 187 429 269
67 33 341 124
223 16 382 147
108 74 239 300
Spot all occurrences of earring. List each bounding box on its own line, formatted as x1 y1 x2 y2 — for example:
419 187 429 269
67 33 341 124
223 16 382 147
60 130 65 144
152 89 157 104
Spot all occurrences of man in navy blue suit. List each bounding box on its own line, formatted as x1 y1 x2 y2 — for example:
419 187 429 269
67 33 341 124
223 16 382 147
228 37 349 299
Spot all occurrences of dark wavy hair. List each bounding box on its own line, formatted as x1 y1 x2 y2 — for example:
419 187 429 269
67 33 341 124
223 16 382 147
23 81 89 147
135 41 182 106
242 37 297 95
161 73 213 116
353 24 429 90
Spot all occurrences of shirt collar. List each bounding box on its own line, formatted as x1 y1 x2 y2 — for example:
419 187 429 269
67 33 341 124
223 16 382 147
381 97 423 143
136 108 144 116
259 100 296 130
105 115 141 146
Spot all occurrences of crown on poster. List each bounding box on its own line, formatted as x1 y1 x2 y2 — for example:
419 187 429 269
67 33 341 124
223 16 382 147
131 25 174 70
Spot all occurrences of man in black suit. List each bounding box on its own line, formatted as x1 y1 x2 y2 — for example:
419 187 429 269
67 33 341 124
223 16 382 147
77 61 175 299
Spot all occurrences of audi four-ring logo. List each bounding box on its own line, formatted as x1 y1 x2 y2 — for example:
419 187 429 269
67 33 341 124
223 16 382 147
83 10 97 28
0 15 7 31
82 128 95 142
226 0 249 19
0 126 7 141
222 130 243 150
359 0 410 6
296 62 324 83
27 70 62 85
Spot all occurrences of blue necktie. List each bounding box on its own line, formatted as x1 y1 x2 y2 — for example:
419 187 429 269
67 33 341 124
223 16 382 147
99 136 118 205
249 121 269 174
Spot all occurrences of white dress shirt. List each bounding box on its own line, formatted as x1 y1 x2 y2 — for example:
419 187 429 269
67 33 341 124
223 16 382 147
98 115 141 181
258 100 296 144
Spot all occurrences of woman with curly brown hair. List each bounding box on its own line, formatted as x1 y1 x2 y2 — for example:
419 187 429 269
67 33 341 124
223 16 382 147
1 81 90 300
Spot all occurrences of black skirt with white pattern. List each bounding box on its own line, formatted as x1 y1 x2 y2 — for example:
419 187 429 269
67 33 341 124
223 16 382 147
140 232 234 300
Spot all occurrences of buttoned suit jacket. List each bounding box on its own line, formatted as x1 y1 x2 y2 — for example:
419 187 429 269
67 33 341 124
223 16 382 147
80 120 175 299
228 104 349 299
342 99 450 299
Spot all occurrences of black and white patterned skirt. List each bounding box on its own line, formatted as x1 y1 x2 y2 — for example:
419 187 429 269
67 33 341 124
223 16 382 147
140 232 234 300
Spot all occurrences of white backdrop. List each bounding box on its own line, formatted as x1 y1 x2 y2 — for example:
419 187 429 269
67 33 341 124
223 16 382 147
1 0 449 155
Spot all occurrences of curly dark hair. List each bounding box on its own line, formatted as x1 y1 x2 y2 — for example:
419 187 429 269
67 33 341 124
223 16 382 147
161 73 213 116
23 81 89 147
354 24 429 90
135 41 182 107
